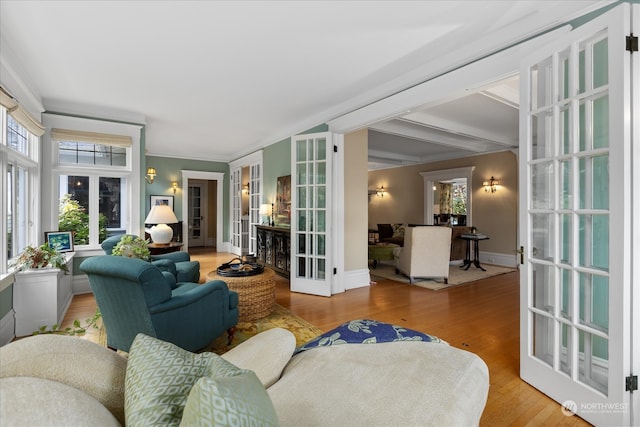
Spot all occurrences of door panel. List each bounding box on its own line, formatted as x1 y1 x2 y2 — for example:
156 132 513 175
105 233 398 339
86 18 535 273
188 181 206 247
519 4 635 425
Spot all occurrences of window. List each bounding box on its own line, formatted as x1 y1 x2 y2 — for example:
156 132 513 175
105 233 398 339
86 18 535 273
43 115 142 252
1 92 43 273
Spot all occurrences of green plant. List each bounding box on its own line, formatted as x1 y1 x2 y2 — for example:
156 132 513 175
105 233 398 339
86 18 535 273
58 194 108 245
34 309 101 336
112 235 150 260
9 243 69 273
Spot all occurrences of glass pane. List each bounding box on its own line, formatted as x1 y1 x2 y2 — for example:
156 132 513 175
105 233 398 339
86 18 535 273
559 51 570 101
560 160 572 209
593 96 609 149
59 176 90 245
579 214 609 271
579 155 609 210
297 210 307 232
297 234 306 255
561 107 570 155
560 268 572 319
297 187 306 208
297 256 306 277
316 210 326 233
316 186 326 209
532 263 554 312
579 102 586 151
58 141 126 166
309 186 314 209
578 48 586 94
7 115 28 154
316 162 326 185
560 323 572 376
593 38 608 88
579 272 609 332
297 163 307 186
578 330 608 395
531 110 553 160
99 177 123 239
531 162 554 209
532 213 554 261
560 214 571 264
533 313 553 367
317 258 325 280
317 234 325 256
531 59 552 110
296 140 307 162
317 138 326 161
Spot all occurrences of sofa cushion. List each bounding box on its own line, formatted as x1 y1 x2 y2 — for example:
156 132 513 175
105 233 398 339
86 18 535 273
125 333 246 426
180 372 279 427
0 377 121 427
391 223 406 239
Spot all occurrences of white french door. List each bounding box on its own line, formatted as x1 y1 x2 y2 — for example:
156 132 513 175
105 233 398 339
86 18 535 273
519 4 638 426
229 167 242 255
290 132 333 296
248 162 261 255
187 181 207 247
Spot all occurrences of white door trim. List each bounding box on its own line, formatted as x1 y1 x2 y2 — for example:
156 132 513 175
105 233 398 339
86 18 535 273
181 170 224 253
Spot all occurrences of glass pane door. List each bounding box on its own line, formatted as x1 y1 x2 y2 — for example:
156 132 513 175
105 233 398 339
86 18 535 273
290 132 332 296
188 182 205 247
249 162 261 255
519 5 633 426
230 167 242 255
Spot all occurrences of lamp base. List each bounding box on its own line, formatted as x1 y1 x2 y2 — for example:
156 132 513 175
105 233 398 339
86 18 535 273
149 224 173 244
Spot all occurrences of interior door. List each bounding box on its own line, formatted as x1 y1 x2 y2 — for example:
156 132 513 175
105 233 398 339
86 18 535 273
188 181 206 247
519 4 637 425
229 167 242 255
290 132 333 296
248 162 261 255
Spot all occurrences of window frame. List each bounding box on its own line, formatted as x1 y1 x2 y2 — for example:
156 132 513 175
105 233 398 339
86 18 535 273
42 114 143 257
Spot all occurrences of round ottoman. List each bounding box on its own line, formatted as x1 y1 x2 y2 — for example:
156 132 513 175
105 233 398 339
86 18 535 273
206 268 276 321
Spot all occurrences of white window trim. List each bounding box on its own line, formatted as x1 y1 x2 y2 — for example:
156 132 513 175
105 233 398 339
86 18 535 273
42 114 142 256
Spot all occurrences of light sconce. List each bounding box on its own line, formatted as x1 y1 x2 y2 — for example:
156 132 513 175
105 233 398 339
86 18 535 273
145 167 157 184
171 181 178 194
376 186 386 198
483 176 499 193
242 183 249 195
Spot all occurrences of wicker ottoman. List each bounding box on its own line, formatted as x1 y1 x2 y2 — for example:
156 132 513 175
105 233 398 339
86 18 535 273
206 268 276 321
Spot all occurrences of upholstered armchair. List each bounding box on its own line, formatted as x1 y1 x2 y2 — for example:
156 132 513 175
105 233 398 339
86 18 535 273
80 256 238 352
101 234 200 283
394 226 452 284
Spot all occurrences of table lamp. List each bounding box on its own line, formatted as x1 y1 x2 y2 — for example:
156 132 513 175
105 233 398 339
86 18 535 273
145 205 178 244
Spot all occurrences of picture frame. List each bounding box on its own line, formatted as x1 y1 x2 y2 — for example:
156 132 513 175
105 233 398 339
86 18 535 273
150 195 174 210
44 231 74 253
275 175 291 226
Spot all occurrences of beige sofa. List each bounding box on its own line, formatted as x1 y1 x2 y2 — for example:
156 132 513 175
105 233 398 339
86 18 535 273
0 328 489 426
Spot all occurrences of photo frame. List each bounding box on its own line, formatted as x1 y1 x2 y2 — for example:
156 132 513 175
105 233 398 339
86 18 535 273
45 231 74 253
275 175 291 226
150 195 174 210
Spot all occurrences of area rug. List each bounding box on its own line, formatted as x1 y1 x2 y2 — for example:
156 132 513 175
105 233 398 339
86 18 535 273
370 262 516 291
99 304 323 355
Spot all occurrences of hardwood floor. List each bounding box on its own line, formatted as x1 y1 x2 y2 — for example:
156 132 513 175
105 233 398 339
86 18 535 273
62 248 591 427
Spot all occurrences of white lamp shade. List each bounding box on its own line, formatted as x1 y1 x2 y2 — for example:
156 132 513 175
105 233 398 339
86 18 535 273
145 205 178 244
259 204 271 215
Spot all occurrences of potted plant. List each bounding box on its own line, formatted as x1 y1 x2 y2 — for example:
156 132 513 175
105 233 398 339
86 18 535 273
10 243 69 273
111 235 150 260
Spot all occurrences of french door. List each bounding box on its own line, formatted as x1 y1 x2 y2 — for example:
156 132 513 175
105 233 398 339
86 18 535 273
229 167 242 255
290 132 333 296
187 181 206 247
519 4 638 425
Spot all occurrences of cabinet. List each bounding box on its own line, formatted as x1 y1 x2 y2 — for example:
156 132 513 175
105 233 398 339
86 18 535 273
13 253 74 337
256 225 290 278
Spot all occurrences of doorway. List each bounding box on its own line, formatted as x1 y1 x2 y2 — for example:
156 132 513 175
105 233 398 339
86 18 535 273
180 170 224 253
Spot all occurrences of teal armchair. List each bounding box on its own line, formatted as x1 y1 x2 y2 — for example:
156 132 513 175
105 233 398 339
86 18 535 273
80 256 238 352
101 234 200 283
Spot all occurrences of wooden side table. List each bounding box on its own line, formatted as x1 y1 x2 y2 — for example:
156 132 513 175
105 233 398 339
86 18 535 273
148 242 183 255
458 234 489 271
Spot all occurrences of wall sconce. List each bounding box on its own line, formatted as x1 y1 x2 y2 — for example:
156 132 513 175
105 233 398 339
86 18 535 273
242 183 249 195
376 186 386 198
171 181 178 194
483 176 499 193
145 167 157 184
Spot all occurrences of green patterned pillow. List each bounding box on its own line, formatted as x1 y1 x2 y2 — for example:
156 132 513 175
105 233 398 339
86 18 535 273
125 334 245 426
180 372 279 426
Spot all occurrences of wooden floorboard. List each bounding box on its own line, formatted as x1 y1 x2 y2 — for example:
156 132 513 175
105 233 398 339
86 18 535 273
62 248 591 426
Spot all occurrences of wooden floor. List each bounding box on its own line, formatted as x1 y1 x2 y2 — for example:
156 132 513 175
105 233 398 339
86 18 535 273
62 248 591 427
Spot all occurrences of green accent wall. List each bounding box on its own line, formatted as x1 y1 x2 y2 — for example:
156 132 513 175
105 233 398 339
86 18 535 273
0 286 13 321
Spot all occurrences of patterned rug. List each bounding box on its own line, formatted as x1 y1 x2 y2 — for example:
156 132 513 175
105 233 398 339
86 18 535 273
98 304 323 355
370 262 517 290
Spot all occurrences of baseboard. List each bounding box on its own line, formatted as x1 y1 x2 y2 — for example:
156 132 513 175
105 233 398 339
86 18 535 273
0 309 15 346
344 268 371 290
479 251 518 268
72 275 92 295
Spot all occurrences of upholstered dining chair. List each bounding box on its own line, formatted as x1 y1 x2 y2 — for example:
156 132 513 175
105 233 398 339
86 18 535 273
394 226 452 284
80 255 238 352
101 234 200 283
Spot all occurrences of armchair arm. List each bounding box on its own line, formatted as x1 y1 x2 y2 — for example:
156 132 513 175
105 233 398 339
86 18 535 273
151 252 190 263
148 280 230 314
